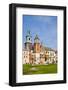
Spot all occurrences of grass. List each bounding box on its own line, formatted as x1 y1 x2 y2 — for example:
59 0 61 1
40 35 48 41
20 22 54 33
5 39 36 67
23 64 57 75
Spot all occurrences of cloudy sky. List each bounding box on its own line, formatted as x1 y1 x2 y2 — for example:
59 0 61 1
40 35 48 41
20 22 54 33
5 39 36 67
22 15 57 50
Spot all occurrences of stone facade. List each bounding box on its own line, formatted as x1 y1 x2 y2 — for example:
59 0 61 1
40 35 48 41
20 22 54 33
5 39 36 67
23 31 57 64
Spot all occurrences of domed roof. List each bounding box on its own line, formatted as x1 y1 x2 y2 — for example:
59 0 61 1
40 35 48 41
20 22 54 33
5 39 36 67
34 34 39 40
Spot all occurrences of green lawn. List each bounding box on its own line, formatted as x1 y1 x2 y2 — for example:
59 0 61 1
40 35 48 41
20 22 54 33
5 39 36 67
23 64 57 75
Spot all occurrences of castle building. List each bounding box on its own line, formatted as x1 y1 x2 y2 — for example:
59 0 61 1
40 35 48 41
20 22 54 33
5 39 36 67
44 48 57 64
23 30 57 65
40 52 45 64
22 49 30 64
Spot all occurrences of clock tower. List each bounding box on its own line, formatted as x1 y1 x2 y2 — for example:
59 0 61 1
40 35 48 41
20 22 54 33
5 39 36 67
25 30 32 50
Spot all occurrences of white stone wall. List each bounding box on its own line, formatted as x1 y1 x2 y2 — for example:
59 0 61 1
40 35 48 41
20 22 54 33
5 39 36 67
47 50 57 64
22 49 57 64
22 50 29 64
34 53 40 64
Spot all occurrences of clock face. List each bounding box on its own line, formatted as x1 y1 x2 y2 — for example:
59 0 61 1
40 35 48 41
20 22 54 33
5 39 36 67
26 36 31 43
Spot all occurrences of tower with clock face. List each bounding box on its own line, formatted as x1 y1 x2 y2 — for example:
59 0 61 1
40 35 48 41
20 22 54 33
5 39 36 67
25 30 32 50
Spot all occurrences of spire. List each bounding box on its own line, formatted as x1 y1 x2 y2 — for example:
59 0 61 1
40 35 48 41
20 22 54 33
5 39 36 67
27 30 30 35
26 30 31 37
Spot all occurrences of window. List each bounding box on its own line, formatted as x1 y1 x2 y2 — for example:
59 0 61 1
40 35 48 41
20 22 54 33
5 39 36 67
46 51 47 53
29 38 30 40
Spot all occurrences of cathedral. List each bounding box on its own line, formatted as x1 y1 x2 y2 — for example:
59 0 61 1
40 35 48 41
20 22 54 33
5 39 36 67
22 30 57 65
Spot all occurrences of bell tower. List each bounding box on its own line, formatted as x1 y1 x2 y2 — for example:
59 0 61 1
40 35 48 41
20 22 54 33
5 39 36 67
25 30 32 50
34 35 41 53
26 30 31 43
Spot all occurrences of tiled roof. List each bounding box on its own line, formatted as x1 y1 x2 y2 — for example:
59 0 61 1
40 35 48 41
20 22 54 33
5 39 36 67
44 46 57 52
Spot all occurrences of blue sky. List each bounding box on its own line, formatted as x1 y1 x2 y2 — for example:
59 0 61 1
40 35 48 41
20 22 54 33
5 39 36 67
22 15 57 50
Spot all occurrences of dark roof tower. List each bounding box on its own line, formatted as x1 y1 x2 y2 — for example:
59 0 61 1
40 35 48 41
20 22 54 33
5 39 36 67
34 34 40 43
34 34 41 53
